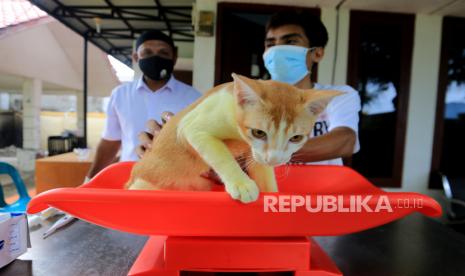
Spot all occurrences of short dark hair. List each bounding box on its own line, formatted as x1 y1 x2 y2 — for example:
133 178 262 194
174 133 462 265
265 11 329 48
136 30 175 52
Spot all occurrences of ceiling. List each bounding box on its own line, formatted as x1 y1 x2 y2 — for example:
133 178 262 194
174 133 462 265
0 19 120 97
29 0 195 66
216 0 465 17
26 0 465 67
339 0 465 16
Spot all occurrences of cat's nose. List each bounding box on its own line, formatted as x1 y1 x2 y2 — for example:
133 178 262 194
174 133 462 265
266 151 283 166
267 160 280 166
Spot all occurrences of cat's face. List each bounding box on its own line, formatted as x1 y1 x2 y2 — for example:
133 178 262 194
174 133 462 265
232 74 342 166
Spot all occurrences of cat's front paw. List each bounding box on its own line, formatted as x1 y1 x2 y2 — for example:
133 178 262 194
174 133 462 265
225 178 260 203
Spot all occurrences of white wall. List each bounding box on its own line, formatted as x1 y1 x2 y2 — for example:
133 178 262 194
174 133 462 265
22 78 42 150
319 8 350 85
402 14 443 193
192 0 218 93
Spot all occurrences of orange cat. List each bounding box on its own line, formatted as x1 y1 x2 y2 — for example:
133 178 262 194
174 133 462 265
126 74 342 203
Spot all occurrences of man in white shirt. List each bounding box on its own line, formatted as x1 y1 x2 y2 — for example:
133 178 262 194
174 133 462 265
261 11 360 165
138 11 360 168
86 30 201 179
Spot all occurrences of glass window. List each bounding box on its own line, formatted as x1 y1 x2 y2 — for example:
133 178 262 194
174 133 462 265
432 17 465 184
347 11 414 187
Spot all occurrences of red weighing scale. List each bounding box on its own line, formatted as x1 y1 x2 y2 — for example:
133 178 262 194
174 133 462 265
27 162 442 276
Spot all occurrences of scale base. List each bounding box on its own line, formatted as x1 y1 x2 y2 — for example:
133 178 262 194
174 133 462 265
128 236 342 276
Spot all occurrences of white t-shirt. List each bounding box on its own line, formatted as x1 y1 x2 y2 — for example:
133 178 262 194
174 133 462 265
102 76 201 161
297 83 361 166
103 79 359 164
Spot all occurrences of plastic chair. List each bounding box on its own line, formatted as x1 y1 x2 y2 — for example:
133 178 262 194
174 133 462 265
0 162 31 213
28 162 442 275
438 173 465 235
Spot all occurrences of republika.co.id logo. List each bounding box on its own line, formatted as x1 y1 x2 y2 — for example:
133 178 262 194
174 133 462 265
263 195 423 213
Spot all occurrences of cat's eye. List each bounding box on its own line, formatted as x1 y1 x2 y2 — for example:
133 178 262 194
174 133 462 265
251 129 267 140
289 135 304 143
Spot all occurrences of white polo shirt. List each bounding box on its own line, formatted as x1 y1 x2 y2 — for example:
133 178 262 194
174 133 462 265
102 76 201 161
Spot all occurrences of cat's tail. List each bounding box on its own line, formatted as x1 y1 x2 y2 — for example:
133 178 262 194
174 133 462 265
125 177 155 190
124 162 154 190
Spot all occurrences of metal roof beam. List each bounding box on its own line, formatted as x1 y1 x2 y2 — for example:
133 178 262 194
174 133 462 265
118 9 191 21
57 5 192 10
117 9 158 19
163 10 192 19
104 0 134 36
99 27 192 33
29 0 194 66
88 33 133 39
47 0 118 56
154 0 172 38
53 12 190 23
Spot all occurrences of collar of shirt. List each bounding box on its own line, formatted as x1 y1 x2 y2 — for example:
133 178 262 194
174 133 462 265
135 75 177 94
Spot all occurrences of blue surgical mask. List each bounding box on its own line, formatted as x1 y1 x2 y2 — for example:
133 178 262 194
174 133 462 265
263 45 315 84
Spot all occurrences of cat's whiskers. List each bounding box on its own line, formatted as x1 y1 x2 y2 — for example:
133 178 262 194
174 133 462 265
243 158 256 172
284 163 290 178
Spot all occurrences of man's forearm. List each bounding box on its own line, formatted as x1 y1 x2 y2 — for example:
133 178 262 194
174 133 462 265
86 140 121 179
291 127 356 163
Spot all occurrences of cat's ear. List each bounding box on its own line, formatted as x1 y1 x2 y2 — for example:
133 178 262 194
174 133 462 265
303 90 344 115
232 73 261 106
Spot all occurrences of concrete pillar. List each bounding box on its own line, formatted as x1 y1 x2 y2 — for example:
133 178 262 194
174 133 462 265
192 0 217 93
319 8 350 86
76 90 85 137
18 78 42 171
402 14 443 192
22 78 42 150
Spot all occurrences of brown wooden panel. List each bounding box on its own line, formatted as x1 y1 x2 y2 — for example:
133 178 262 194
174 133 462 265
35 152 93 194
430 16 465 188
347 10 414 188
173 70 193 85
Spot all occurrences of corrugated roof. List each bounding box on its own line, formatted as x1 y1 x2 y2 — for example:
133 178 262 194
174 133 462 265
28 0 195 66
0 0 47 29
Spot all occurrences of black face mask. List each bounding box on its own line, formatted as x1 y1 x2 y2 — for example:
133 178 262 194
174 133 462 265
139 55 174 81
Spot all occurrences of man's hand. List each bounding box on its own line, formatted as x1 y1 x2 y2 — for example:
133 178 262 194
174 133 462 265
291 127 356 163
136 111 173 158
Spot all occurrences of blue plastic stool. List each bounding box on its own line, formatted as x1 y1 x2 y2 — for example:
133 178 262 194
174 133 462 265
0 162 31 212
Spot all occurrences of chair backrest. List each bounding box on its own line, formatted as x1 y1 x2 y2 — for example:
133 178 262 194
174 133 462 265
0 162 30 212
442 174 465 219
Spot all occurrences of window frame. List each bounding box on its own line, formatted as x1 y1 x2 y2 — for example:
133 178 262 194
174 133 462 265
430 16 465 189
346 10 415 187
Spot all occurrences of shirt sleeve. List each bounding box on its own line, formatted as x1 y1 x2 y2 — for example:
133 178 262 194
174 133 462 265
326 85 361 153
102 89 122 141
